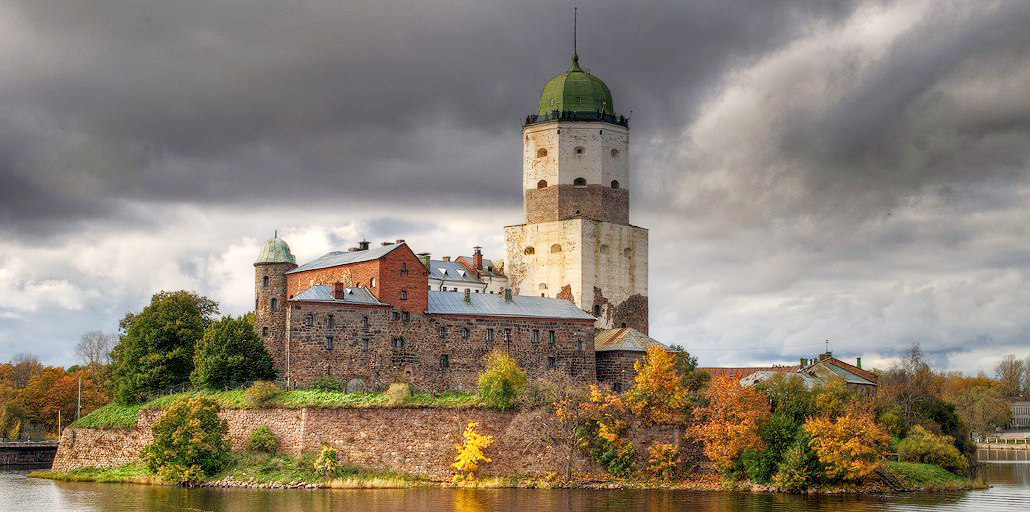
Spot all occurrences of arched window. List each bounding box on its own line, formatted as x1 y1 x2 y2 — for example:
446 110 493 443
592 304 601 317
370 277 376 288
624 248 632 258
538 283 547 290
611 148 619 158
574 146 585 155
536 148 548 157
537 179 547 189
400 289 408 300
524 246 535 255
325 315 333 328
573 177 586 187
551 244 562 253
600 244 609 254
610 180 620 189
269 298 277 311
262 276 269 288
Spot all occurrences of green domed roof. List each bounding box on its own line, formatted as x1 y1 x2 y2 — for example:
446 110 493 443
538 55 614 116
255 236 296 265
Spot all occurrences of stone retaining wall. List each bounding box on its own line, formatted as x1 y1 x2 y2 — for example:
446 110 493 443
52 407 678 478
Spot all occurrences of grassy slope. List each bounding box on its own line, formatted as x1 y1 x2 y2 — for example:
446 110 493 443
883 461 982 491
30 462 162 485
69 390 483 429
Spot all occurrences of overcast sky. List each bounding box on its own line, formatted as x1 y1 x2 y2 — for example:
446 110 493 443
1 0 1028 374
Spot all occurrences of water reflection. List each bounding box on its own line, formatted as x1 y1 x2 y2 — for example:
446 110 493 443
1 464 1028 512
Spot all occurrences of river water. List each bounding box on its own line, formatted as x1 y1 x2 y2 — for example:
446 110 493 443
1 464 1027 512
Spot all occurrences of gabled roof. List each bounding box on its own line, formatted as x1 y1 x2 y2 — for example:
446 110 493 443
807 358 876 385
455 256 505 278
428 260 483 284
697 366 800 380
594 328 669 353
289 285 384 306
426 291 594 321
286 244 404 274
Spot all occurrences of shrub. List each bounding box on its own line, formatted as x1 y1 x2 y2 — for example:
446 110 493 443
310 376 344 392
245 380 281 408
689 376 771 471
773 438 817 492
246 426 279 454
141 397 230 486
592 438 637 478
314 445 338 478
452 422 494 480
477 350 528 409
897 425 968 474
744 414 802 483
646 443 680 481
803 413 889 482
385 382 412 407
626 345 689 424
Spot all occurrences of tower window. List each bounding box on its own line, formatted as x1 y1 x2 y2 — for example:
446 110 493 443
593 304 601 317
270 298 277 311
550 244 562 253
624 248 633 258
573 177 586 187
611 148 619 158
538 283 547 290
262 326 268 336
610 180 620 189
574 146 584 155
600 244 609 254
537 179 547 189
262 276 269 288
524 246 535 255
536 148 548 158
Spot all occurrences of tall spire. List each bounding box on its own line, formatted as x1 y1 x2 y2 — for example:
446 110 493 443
572 7 578 64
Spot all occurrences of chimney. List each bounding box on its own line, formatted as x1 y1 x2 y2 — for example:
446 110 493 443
800 358 807 367
417 252 431 269
381 241 392 246
473 246 483 271
464 289 472 304
333 282 346 300
358 240 370 251
396 239 405 244
503 288 513 302
443 256 451 262
856 357 862 369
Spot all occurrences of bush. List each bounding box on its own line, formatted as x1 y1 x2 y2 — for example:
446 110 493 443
744 414 800 483
477 350 528 409
803 413 889 482
141 397 230 486
314 445 338 478
591 437 637 478
246 426 279 454
897 425 968 474
385 382 412 407
245 381 281 408
773 438 817 492
310 376 344 392
451 422 494 481
646 443 680 481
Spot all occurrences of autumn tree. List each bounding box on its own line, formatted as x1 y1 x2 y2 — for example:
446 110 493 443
111 291 219 403
626 344 689 425
951 383 1012 439
10 353 42 389
803 413 888 482
995 354 1025 399
689 376 771 471
142 396 230 486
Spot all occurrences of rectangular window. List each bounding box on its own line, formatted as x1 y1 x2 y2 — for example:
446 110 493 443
262 326 268 337
440 354 449 368
362 316 369 328
392 337 405 349
504 328 512 342
532 330 540 344
325 315 334 328
402 311 410 321
438 326 446 338
326 336 333 351
400 289 408 300
547 357 556 369
392 311 400 321
361 338 369 352
548 330 556 348
576 339 583 351
486 328 495 342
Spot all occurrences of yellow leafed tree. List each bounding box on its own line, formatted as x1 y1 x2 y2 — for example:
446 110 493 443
803 413 889 481
627 345 689 425
452 422 494 481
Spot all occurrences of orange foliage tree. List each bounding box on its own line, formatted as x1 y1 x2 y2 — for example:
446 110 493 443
803 413 889 481
689 376 771 470
626 345 689 425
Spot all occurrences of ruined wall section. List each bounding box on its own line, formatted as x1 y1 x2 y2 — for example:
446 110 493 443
581 220 649 332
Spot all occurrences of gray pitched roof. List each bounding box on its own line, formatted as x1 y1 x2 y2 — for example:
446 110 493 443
426 291 594 320
594 328 670 352
286 244 403 274
289 285 384 306
428 260 483 284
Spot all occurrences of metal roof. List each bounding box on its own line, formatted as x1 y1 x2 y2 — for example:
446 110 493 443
289 285 384 306
814 361 876 385
426 291 594 320
455 256 505 278
286 244 403 274
594 328 669 353
428 260 483 284
538 55 614 116
740 371 822 389
255 237 296 265
696 366 801 379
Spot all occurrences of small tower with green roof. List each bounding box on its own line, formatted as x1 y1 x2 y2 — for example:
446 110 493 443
504 20 649 334
254 233 297 370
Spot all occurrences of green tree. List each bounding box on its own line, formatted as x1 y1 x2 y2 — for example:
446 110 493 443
111 291 218 403
190 314 276 389
477 350 527 409
142 396 230 486
952 383 1012 439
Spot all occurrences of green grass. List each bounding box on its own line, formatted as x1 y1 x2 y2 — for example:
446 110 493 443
30 462 163 485
223 451 432 487
882 461 985 491
69 389 484 429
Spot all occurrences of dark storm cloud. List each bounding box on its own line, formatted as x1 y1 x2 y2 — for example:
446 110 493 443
0 0 860 237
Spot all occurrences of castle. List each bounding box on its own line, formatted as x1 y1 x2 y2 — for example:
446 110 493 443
254 48 666 392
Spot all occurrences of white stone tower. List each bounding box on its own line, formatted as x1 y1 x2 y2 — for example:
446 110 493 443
504 50 649 333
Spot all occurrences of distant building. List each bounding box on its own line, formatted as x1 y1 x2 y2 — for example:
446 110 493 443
423 248 509 295
1011 401 1030 429
698 352 878 397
